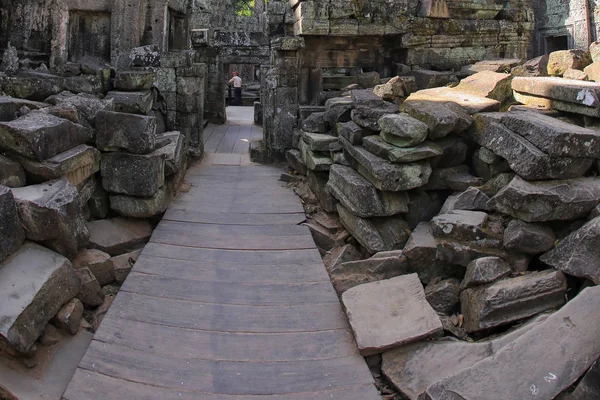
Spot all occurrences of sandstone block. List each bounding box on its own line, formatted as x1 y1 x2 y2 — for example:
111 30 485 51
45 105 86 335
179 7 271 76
298 139 332 171
503 219 555 254
584 60 600 82
351 102 399 132
378 113 428 147
331 251 408 294
112 250 141 285
0 155 25 187
0 243 80 353
109 185 172 218
338 120 371 144
460 256 512 289
105 90 153 115
373 76 407 102
74 267 104 307
0 111 92 161
406 87 501 114
351 89 385 108
300 130 338 152
72 249 115 286
547 49 592 76
51 298 83 335
0 186 25 262
96 110 157 154
86 218 152 256
400 100 473 139
101 151 165 197
0 95 48 122
455 71 513 102
363 136 442 163
114 71 154 91
512 76 600 109
342 274 443 356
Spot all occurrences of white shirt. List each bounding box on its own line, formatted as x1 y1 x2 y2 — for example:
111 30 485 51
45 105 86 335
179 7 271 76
229 76 242 88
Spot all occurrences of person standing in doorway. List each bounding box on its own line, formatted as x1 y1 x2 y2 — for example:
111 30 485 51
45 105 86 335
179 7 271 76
229 71 242 106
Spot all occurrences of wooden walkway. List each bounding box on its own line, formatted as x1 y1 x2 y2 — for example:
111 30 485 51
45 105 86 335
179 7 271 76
63 111 379 399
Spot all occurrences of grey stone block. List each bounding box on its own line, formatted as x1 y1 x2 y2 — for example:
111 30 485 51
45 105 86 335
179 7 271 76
96 110 157 155
0 186 25 262
101 151 165 197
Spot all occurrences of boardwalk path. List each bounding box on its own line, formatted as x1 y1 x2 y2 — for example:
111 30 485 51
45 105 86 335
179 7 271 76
63 109 379 399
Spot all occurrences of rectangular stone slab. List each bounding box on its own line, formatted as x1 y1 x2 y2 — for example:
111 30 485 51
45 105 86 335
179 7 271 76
101 151 165 197
423 285 600 400
153 131 185 176
513 91 600 117
0 186 25 262
96 110 157 155
363 136 443 163
405 87 501 114
300 130 338 152
512 76 600 107
0 242 80 353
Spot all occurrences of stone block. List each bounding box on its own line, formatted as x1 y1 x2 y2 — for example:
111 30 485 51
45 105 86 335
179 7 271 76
101 151 165 197
460 256 512 289
0 186 25 262
405 190 445 231
378 113 429 147
323 97 353 124
401 70 457 90
421 165 470 191
45 92 114 127
461 270 566 332
0 96 48 122
298 139 332 171
430 135 469 168
300 112 329 133
568 357 600 400
105 91 153 115
331 251 408 294
425 278 460 314
12 178 89 258
400 100 472 139
406 87 501 114
431 210 500 247
74 267 104 307
563 68 588 80
86 218 152 256
0 111 92 161
503 219 555 255
112 250 141 285
109 185 172 218
87 178 110 219
363 136 442 163
351 89 385 108
114 71 154 91
51 298 83 335
284 149 308 175
340 136 431 192
153 131 185 176
73 249 114 286
351 102 399 132
327 164 409 218
512 77 600 111
0 155 25 187
455 71 513 102
337 204 410 254
300 131 338 152
16 144 100 186
0 243 80 353
488 175 600 222
307 171 338 213
439 187 490 214
357 72 381 89
373 76 407 102
338 120 371 144
96 110 157 154
547 50 592 76
342 274 443 356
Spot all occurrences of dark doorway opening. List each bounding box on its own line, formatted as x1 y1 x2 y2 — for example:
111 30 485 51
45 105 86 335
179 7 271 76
68 11 111 62
168 9 188 51
545 35 569 54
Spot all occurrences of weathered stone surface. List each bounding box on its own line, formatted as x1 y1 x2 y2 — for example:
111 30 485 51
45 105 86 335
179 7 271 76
74 267 104 307
351 89 385 108
431 210 500 247
88 178 110 219
455 71 513 102
342 274 443 356
501 111 600 158
45 92 114 127
308 171 338 213
467 113 593 180
351 102 399 132
540 216 600 283
400 100 472 139
363 136 443 163
403 222 437 273
488 175 600 222
512 77 600 110
42 104 79 123
378 113 429 147
101 151 165 197
0 43 18 75
0 155 25 187
547 50 592 76
327 164 409 217
300 131 338 152
337 204 410 254
153 131 185 176
402 70 456 90
298 139 332 171
446 173 485 191
130 45 160 68
0 111 92 161
357 71 381 89
405 190 444 230
114 71 154 91
72 249 115 286
338 120 371 144
0 243 79 353
423 286 600 400
460 270 566 332
340 137 431 192
430 136 469 168
472 147 511 180
105 91 153 115
51 298 83 335
300 112 329 133
373 76 407 102
96 110 157 155
425 278 460 314
563 68 588 80
112 250 141 285
421 165 470 191
567 357 600 400
323 97 353 124
585 60 600 83
460 256 512 289
331 251 408 294
0 186 25 262
0 96 48 122
406 87 501 114
436 239 528 270
285 149 308 175
440 187 491 214
16 144 101 186
478 172 515 197
110 185 172 218
87 218 152 256
12 178 89 258
511 55 548 77
504 219 555 255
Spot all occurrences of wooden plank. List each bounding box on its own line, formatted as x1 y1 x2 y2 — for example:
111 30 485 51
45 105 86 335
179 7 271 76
131 255 329 284
168 201 304 215
157 220 310 236
77 341 375 395
64 369 381 400
209 153 242 166
108 292 349 332
203 125 228 153
95 317 358 361
174 188 299 204
216 124 241 154
120 272 339 305
141 243 324 264
163 209 306 226
233 125 252 154
186 165 284 177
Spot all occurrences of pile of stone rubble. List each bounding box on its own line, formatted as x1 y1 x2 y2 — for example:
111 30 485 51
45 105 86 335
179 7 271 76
285 43 600 399
0 65 188 367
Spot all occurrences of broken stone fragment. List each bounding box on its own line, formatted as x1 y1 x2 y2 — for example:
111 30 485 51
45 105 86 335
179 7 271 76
114 70 154 91
16 144 100 186
439 187 490 214
96 110 157 155
0 110 93 161
423 285 600 400
351 102 399 132
362 136 443 163
0 186 25 262
101 151 165 197
105 90 153 115
488 175 600 222
112 250 141 285
430 135 469 168
340 136 431 192
460 270 566 332
72 249 115 286
342 274 443 356
42 104 79 123
351 89 385 108
400 100 472 139
378 113 429 147
11 178 89 258
405 87 501 114
460 256 512 289
540 216 600 283
455 71 513 102
337 204 410 254
44 91 114 127
152 131 185 176
446 172 485 192
563 68 588 80
307 171 337 213
300 112 329 133
373 76 407 102
403 222 437 274
51 298 83 335
300 130 338 152
86 218 152 256
74 267 104 308
298 139 332 172
431 210 501 248
338 120 371 144
109 185 173 218
424 278 460 314
503 219 555 254
436 238 529 271
0 242 80 353
323 97 353 124
547 49 592 76
327 164 409 218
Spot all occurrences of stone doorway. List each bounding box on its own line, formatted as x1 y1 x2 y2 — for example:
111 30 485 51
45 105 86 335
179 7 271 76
67 10 111 62
225 63 261 107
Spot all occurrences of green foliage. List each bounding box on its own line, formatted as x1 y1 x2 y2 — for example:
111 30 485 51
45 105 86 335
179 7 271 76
235 0 255 16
